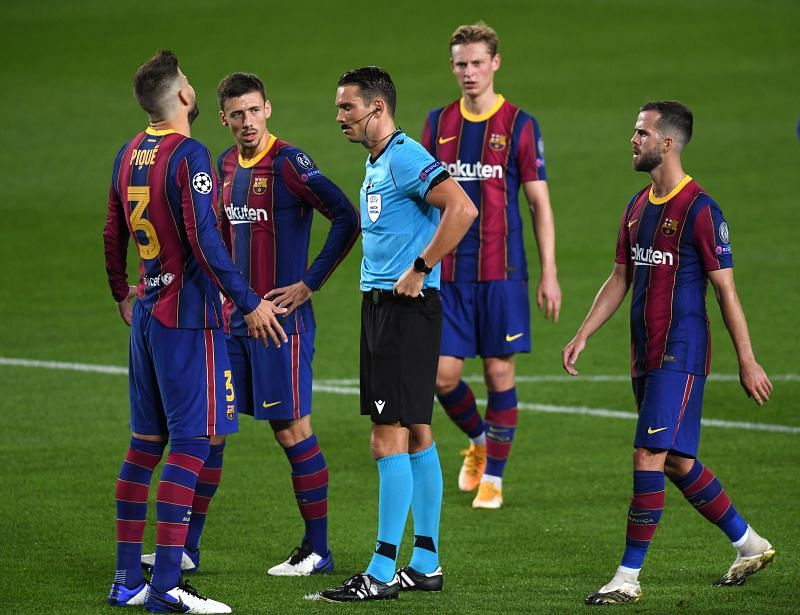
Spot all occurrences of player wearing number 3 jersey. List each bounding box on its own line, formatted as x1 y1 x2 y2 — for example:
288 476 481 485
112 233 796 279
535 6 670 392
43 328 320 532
103 50 285 614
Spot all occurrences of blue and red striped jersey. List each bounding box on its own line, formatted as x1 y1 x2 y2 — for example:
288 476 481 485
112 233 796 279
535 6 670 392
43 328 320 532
104 128 260 329
616 176 733 377
217 136 359 336
421 95 547 282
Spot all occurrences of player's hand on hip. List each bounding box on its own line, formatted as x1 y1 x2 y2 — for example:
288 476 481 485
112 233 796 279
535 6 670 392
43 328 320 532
394 267 425 298
739 360 773 406
537 273 562 323
116 285 137 326
561 335 586 376
264 281 313 316
244 299 288 348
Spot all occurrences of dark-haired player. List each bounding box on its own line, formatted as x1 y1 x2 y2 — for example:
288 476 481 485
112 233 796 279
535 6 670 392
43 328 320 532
214 71 359 576
104 50 286 613
422 21 561 509
562 100 774 605
318 66 477 602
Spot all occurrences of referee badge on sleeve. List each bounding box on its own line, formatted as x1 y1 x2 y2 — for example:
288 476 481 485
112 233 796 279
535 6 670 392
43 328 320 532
367 193 382 222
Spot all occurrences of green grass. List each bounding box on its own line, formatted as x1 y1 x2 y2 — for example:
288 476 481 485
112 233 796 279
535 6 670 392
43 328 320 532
1 0 799 613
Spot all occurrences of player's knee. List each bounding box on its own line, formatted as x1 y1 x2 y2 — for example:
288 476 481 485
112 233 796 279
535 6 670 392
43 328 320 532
209 435 226 446
271 417 312 448
435 371 459 395
483 358 514 391
663 452 694 479
633 447 667 471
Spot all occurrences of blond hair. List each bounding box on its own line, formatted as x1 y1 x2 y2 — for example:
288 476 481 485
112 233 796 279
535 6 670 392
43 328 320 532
449 21 499 56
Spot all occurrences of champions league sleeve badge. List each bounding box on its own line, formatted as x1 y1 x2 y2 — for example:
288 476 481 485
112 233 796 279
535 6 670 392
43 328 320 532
192 172 213 194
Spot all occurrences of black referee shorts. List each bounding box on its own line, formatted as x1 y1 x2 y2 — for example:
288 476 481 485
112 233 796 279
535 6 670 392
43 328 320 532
360 288 442 426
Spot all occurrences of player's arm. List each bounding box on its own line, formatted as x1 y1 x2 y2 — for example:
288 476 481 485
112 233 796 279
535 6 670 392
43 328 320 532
562 262 631 376
103 149 136 325
523 179 561 322
178 145 287 346
216 153 234 256
266 156 361 315
394 175 477 297
420 114 435 154
707 268 772 405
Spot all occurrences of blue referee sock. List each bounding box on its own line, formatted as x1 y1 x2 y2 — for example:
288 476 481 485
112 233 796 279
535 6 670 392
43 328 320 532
408 443 443 574
365 453 413 583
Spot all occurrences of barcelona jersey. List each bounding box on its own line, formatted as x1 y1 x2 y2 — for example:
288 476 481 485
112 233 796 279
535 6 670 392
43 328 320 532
104 128 260 329
616 176 733 377
217 136 359 336
422 96 546 282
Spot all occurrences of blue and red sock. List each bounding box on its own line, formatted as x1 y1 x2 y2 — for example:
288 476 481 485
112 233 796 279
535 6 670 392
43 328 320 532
184 441 225 554
484 388 518 479
151 437 209 593
437 380 484 440
285 434 329 556
114 437 165 589
621 470 665 570
671 459 747 542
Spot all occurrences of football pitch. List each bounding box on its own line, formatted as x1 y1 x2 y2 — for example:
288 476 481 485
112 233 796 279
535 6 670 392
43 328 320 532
1 1 798 613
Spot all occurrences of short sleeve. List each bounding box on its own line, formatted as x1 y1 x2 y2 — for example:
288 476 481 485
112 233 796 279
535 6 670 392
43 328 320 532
693 199 733 271
391 140 448 201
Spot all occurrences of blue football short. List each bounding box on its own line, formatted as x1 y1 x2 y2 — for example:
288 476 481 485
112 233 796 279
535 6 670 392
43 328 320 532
439 280 531 358
632 369 706 457
128 301 238 439
226 330 314 421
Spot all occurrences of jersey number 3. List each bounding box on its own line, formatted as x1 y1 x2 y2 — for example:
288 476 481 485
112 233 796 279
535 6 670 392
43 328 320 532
128 186 161 259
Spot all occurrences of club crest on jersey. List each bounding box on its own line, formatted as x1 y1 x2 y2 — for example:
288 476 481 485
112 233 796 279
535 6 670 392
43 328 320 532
226 404 235 421
488 133 507 151
367 193 382 223
252 176 268 194
192 172 213 194
661 218 679 236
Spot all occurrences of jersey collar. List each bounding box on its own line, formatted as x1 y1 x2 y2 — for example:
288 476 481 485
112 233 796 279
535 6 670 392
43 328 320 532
238 134 277 168
368 130 404 165
649 175 693 205
145 127 179 136
459 94 505 122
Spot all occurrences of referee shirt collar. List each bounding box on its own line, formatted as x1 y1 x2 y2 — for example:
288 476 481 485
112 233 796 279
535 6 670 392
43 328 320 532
368 129 404 165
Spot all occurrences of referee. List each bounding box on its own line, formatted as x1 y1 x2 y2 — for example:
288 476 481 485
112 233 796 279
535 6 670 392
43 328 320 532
319 66 477 603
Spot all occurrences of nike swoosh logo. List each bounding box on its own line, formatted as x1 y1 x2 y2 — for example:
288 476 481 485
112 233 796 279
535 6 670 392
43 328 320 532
263 401 282 408
147 593 185 612
223 180 232 187
628 218 639 228
438 136 457 145
647 426 668 434
505 333 524 342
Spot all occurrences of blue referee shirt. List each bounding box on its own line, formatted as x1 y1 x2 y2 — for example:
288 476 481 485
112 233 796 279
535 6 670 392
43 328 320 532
359 131 448 291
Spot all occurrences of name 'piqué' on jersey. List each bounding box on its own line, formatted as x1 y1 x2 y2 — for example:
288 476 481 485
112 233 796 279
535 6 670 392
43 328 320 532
104 128 260 329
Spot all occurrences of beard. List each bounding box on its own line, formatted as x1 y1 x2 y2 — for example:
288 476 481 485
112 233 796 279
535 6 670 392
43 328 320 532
188 102 200 125
633 148 662 172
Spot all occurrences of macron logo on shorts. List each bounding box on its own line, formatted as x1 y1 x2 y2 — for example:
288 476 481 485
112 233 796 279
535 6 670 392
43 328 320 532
374 400 386 414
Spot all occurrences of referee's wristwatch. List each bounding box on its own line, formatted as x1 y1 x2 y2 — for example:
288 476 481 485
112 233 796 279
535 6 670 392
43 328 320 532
413 256 432 275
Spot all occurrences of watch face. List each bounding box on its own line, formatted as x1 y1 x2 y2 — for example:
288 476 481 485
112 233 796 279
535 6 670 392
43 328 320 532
414 257 431 274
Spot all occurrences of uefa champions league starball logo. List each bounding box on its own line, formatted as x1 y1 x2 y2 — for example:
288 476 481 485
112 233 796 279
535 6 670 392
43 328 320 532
192 172 213 194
